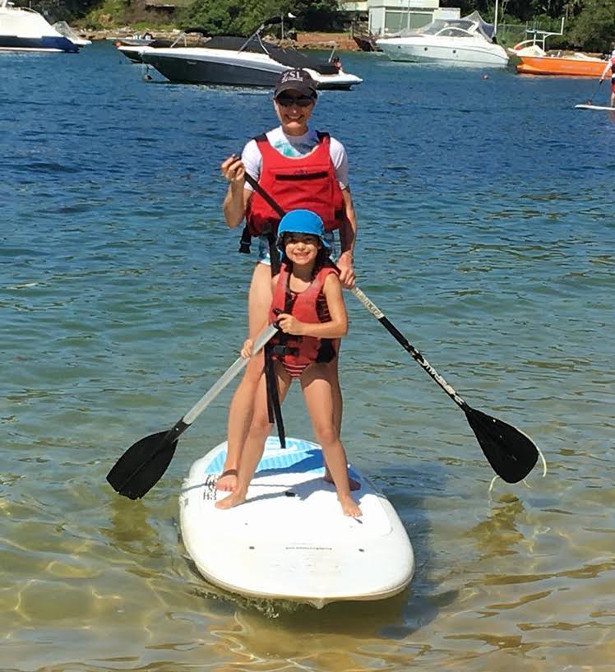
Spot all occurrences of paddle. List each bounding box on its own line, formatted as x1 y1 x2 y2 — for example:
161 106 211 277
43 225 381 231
351 288 540 483
107 323 279 499
588 78 603 104
242 171 542 483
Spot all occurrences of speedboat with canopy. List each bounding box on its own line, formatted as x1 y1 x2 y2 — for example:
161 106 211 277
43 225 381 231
0 0 79 52
376 11 508 69
139 17 362 90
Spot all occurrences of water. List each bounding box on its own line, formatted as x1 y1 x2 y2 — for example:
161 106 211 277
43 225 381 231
2 43 615 671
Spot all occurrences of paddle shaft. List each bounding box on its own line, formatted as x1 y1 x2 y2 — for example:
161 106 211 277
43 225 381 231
351 287 468 410
242 172 468 408
589 77 603 103
179 322 278 429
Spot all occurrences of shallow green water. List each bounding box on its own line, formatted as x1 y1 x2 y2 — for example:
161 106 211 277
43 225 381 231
2 43 615 671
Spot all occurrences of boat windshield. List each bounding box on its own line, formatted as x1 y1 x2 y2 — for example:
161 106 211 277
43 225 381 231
409 11 496 42
418 19 475 36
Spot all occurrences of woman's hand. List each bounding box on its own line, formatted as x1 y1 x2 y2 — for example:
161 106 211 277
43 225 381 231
336 251 356 289
221 155 245 185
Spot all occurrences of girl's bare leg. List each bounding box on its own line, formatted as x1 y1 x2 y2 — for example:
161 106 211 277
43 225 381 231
322 352 360 491
217 262 273 491
301 366 361 517
217 364 292 509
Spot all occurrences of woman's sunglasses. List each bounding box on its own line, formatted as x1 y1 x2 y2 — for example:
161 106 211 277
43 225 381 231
275 94 315 107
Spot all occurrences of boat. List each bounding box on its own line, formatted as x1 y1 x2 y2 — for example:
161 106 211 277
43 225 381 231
514 47 607 77
180 436 414 608
511 28 607 77
0 0 80 52
139 19 363 90
375 11 509 69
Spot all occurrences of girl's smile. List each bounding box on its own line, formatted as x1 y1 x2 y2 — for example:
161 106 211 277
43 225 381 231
284 233 320 265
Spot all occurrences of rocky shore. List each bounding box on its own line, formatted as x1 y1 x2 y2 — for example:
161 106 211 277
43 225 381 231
78 27 360 51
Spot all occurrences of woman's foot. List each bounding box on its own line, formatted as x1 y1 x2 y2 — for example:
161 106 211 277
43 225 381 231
215 490 246 510
338 494 362 518
216 469 238 491
324 470 361 491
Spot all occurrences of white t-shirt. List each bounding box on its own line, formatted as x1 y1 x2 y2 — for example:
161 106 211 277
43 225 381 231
241 126 349 191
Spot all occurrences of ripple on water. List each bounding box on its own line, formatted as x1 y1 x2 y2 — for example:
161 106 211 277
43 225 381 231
2 44 615 671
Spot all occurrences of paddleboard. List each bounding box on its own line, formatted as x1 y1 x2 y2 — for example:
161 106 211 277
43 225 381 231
575 104 615 111
180 436 414 608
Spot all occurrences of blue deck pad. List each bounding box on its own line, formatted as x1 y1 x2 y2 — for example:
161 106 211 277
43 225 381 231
203 437 360 481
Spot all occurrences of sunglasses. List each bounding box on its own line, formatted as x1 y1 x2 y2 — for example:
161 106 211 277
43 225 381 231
275 94 315 107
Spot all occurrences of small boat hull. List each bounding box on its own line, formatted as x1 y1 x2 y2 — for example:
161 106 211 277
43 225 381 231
142 48 283 86
0 35 78 53
141 47 362 90
517 55 607 77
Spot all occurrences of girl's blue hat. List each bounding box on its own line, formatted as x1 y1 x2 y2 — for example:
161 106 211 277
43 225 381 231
277 209 330 249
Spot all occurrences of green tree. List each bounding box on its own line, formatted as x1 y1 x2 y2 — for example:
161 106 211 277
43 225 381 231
181 0 340 36
568 0 615 51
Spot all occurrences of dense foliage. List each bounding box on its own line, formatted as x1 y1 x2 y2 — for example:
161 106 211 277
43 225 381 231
34 0 615 51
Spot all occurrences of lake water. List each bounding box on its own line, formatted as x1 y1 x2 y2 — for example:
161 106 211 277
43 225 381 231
2 42 615 672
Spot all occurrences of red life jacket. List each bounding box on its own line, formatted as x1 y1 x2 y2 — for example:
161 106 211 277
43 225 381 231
269 261 339 374
245 132 346 237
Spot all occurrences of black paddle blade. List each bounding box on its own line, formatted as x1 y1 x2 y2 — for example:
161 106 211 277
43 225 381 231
464 407 539 483
106 431 178 500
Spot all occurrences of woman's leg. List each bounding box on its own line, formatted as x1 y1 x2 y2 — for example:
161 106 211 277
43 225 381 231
217 363 292 509
217 262 273 490
301 365 361 517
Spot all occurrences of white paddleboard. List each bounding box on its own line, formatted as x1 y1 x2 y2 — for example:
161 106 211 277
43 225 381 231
180 436 414 608
575 104 615 111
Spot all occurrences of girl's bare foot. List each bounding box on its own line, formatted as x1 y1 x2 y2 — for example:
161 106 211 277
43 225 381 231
216 469 238 491
338 494 362 518
215 490 246 510
324 470 360 491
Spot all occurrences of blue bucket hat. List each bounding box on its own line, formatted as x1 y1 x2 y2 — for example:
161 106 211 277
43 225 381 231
277 209 330 250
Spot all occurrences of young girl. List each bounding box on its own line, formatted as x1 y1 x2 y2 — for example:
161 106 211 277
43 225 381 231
216 209 361 518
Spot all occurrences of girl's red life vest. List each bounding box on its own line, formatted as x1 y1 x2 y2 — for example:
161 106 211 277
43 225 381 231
269 261 340 373
245 132 346 237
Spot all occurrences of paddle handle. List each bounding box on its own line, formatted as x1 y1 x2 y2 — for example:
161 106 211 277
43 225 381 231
183 323 278 426
350 287 468 409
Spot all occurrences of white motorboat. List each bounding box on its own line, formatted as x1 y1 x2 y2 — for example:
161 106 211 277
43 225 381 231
376 11 508 69
0 0 79 52
140 19 362 90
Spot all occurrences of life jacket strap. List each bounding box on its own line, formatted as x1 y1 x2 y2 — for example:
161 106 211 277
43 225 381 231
264 343 286 449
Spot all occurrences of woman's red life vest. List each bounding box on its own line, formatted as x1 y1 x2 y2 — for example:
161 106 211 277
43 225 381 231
245 132 346 237
269 261 340 374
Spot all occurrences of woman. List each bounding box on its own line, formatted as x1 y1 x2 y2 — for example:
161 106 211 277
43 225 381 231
218 68 358 491
599 49 615 108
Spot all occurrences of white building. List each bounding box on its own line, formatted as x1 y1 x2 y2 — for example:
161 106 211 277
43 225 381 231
341 0 460 37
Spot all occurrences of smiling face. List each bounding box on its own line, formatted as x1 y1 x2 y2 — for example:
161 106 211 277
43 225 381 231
273 90 316 136
283 233 321 265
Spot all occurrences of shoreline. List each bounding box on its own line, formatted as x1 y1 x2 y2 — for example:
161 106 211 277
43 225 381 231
78 28 361 51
